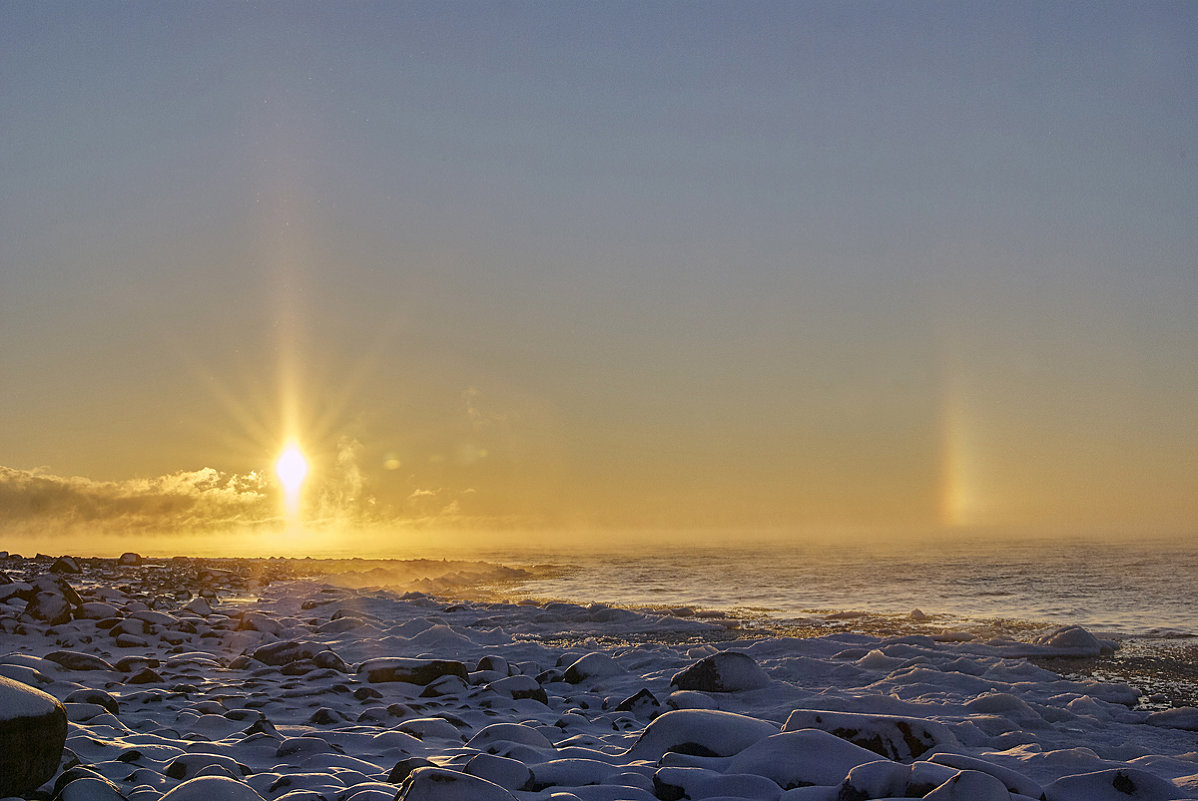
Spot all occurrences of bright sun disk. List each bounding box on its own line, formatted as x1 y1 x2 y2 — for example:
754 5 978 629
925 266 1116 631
275 445 308 495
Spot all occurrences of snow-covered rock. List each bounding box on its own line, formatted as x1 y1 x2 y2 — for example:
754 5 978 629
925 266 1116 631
670 650 771 692
396 767 518 801
626 709 778 760
0 674 68 796
782 709 959 761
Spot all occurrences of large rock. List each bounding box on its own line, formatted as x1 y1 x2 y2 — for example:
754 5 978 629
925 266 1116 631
358 657 469 685
396 767 518 801
45 650 116 671
50 556 81 574
1033 624 1112 657
0 674 68 796
625 709 778 760
24 592 73 625
782 709 959 761
160 776 265 801
727 730 885 789
669 651 770 692
1044 767 1186 801
118 552 142 566
250 640 322 666
562 652 627 684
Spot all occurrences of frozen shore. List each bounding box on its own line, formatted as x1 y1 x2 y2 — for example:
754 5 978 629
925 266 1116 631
2 554 1197 801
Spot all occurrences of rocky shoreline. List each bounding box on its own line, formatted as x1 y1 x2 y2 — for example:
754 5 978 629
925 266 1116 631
2 552 1198 801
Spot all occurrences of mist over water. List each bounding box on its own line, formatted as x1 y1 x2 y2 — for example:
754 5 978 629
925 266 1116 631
474 533 1198 637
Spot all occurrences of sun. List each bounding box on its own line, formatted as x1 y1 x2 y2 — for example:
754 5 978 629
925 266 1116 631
275 444 308 497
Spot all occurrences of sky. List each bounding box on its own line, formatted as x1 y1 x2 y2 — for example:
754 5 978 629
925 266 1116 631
1 2 1196 556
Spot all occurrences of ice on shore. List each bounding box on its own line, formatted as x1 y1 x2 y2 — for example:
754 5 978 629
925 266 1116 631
0 554 1196 801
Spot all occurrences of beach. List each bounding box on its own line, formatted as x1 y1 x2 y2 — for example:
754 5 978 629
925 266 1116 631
2 552 1198 801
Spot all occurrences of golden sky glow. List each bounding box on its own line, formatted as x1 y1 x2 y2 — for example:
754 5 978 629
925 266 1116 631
1 5 1196 555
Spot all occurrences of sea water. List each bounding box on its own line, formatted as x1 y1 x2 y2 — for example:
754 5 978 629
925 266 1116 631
476 533 1198 637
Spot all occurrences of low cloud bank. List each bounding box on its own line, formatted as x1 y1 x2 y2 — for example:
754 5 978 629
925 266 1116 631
0 465 274 534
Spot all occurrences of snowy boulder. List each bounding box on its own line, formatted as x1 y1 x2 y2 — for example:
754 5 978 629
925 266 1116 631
396 767 518 801
45 650 115 671
160 776 265 801
653 767 782 801
625 709 778 760
464 753 534 791
1033 625 1112 657
58 774 126 801
24 590 73 625
0 674 68 797
726 730 885 789
164 752 251 780
467 722 555 752
562 652 627 684
388 757 436 783
923 769 1013 801
486 674 548 703
78 601 121 620
836 759 912 799
928 752 1043 797
783 709 958 761
182 597 213 616
1045 768 1188 801
237 612 283 635
665 690 719 710
63 688 119 715
50 556 81 574
32 573 83 605
358 657 469 684
669 650 771 692
615 688 661 716
1145 706 1198 731
250 640 322 666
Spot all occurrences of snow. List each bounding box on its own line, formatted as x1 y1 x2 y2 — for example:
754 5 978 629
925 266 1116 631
0 673 60 718
1 556 1196 801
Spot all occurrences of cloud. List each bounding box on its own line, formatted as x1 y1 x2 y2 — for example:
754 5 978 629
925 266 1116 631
0 458 537 546
0 465 274 535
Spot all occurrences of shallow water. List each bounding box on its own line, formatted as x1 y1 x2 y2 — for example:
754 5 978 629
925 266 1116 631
475 533 1198 637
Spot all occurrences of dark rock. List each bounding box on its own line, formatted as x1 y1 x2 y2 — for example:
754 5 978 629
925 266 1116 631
670 651 770 693
312 649 351 672
396 767 518 800
562 653 626 684
615 687 661 715
420 674 469 697
25 592 73 625
242 718 279 737
280 660 315 676
57 774 126 801
354 686 383 701
63 689 119 715
127 668 163 684
306 707 347 724
50 556 81 574
782 709 958 762
387 756 435 783
250 640 321 666
114 655 160 672
0 675 68 797
52 766 105 798
45 650 115 672
357 657 469 685
477 655 511 674
117 552 142 566
163 753 251 780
